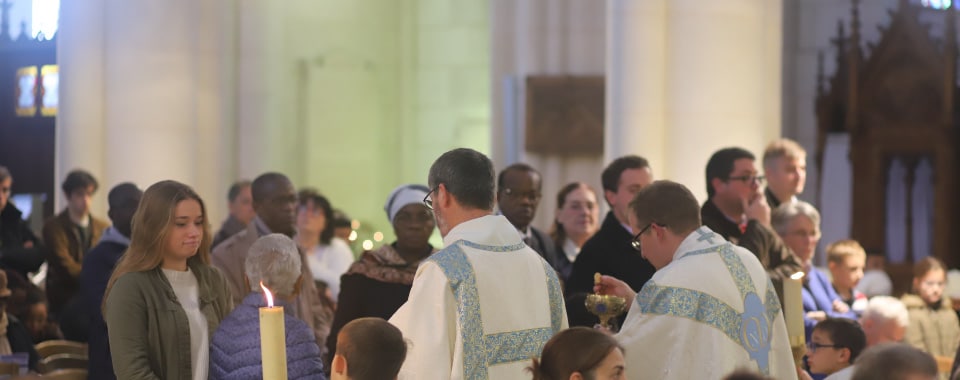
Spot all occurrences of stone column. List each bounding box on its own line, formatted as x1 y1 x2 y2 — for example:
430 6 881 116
57 0 239 220
605 0 782 201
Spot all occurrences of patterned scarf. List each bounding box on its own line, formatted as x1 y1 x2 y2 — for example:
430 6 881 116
346 244 435 285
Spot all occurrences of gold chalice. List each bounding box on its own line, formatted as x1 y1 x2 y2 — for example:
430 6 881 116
585 294 627 330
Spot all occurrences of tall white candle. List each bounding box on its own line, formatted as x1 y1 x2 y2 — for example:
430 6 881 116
784 272 805 343
259 282 287 380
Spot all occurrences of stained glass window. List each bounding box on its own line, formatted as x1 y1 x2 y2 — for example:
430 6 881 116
40 65 58 116
15 66 37 117
919 0 954 9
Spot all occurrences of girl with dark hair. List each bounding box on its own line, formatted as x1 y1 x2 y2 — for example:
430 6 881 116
296 188 355 303
529 327 625 380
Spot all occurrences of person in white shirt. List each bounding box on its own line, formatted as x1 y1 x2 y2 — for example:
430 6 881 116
596 180 796 380
390 148 567 380
296 188 355 301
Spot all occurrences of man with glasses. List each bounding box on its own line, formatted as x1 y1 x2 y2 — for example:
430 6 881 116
595 180 795 379
702 147 802 301
496 163 559 269
390 148 567 380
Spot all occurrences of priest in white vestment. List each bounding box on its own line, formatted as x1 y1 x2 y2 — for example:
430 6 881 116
390 148 568 380
596 180 797 380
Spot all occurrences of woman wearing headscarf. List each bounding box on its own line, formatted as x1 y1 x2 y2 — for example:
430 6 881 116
324 184 436 365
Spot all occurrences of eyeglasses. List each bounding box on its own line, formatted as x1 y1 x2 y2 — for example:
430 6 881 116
503 188 541 201
726 175 766 185
423 187 436 210
631 222 666 252
806 341 843 353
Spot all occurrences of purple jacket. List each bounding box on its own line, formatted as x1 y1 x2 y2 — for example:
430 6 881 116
802 268 858 339
210 293 326 380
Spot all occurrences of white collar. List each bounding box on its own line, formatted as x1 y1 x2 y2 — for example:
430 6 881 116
442 214 523 247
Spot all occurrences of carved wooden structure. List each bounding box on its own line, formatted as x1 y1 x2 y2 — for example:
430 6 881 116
815 0 960 294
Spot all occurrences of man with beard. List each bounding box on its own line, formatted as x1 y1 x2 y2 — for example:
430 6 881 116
212 173 331 346
496 164 560 269
390 148 567 379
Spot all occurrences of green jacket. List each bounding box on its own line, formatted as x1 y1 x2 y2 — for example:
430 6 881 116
105 262 234 380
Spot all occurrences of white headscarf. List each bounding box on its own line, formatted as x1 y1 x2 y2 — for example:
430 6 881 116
384 184 430 223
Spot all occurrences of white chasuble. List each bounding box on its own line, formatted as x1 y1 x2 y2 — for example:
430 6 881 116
616 227 797 380
390 215 568 380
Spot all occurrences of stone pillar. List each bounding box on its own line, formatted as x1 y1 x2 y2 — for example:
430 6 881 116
57 0 238 220
605 0 782 201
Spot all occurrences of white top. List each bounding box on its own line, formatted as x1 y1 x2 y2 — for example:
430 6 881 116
562 237 580 263
162 268 208 380
616 227 797 380
390 215 568 380
824 365 854 380
306 237 355 300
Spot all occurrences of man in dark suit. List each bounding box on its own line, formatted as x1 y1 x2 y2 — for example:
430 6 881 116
497 164 560 268
566 156 656 327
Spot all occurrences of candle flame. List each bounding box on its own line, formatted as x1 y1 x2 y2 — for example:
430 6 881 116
260 281 275 307
790 272 805 280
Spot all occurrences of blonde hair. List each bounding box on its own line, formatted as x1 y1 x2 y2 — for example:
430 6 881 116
762 138 806 169
827 239 867 264
103 180 212 304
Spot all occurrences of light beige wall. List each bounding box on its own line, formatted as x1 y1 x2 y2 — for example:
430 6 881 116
491 0 607 232
57 0 491 246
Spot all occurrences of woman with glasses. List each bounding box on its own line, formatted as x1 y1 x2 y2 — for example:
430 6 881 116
324 184 436 368
771 201 856 340
901 257 959 359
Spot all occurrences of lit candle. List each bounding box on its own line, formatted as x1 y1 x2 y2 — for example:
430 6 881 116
259 281 287 380
784 272 806 348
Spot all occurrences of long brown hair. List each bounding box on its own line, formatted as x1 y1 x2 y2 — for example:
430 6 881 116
103 180 213 303
529 327 622 380
549 182 596 249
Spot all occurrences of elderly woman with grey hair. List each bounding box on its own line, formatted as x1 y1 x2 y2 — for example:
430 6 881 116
772 200 857 342
209 234 326 380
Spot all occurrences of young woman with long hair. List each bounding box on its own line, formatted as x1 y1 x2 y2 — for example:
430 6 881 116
104 180 233 380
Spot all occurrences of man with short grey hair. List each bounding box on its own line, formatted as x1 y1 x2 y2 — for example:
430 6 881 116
210 234 326 379
390 148 567 379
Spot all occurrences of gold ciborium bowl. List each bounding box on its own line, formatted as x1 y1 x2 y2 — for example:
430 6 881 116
585 294 627 330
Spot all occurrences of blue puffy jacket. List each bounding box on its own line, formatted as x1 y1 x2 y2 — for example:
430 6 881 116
210 293 326 379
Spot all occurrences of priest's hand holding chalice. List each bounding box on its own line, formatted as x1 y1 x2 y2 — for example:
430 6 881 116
588 273 629 332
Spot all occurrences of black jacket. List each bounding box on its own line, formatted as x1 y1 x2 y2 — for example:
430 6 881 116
565 212 656 327
0 203 43 277
6 314 39 371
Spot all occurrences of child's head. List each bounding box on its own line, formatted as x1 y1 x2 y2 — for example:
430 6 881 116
826 240 867 291
530 327 625 380
806 318 866 375
912 257 946 306
332 318 407 380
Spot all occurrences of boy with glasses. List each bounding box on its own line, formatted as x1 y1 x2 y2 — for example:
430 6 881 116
801 318 866 380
